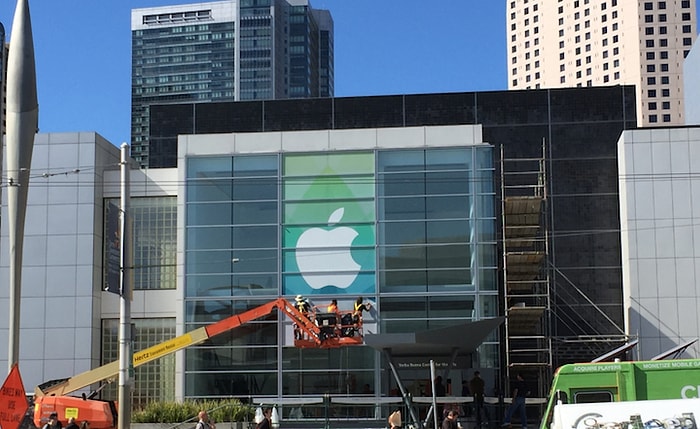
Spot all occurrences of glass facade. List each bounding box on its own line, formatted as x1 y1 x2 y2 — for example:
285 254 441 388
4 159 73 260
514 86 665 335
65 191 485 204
104 197 177 290
132 17 236 167
132 1 334 168
239 0 277 100
184 146 496 400
101 318 176 407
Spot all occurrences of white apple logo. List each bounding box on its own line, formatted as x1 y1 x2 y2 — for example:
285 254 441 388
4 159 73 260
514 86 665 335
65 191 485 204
295 207 361 289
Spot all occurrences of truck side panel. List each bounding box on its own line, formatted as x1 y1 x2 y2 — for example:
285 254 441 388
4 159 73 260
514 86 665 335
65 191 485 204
550 398 700 429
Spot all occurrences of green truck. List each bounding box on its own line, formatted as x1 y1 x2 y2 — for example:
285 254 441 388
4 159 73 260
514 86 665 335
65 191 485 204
540 359 700 429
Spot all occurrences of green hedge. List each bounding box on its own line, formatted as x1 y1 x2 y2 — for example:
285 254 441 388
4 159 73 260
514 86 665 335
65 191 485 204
132 399 254 423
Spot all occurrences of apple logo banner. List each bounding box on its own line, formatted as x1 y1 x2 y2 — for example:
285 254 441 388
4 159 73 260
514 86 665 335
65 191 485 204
295 208 361 290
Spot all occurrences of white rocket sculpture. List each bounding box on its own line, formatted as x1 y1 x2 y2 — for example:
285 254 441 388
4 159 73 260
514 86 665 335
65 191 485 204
6 0 38 371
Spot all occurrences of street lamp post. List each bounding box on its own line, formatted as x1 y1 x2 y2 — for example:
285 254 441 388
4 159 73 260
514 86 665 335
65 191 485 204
117 143 132 429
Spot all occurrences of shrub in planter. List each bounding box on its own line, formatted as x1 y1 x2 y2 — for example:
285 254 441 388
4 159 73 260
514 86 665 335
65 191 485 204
132 399 254 423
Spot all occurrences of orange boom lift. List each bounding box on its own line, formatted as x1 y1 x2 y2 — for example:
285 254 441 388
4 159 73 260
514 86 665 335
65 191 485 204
33 298 364 429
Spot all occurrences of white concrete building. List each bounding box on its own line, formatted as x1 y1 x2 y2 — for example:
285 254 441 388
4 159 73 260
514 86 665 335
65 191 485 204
684 39 700 125
507 0 697 127
618 126 700 359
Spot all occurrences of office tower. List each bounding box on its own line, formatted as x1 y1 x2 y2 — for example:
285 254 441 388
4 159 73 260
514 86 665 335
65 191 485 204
131 0 333 168
507 0 697 127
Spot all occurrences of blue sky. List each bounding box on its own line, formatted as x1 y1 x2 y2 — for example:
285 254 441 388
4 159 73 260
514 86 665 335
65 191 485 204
0 1 507 147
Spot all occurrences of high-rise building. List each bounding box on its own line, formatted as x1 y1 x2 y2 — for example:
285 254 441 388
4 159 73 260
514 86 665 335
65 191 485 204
131 0 333 168
506 0 697 127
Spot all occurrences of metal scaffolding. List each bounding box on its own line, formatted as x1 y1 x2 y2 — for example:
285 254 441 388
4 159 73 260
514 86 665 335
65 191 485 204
500 141 551 400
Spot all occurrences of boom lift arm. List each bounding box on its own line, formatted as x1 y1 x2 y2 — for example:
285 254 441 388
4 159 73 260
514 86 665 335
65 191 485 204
36 297 363 397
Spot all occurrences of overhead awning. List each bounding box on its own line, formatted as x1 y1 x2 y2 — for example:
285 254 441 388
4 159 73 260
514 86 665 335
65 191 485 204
364 317 505 356
650 338 698 360
590 339 638 362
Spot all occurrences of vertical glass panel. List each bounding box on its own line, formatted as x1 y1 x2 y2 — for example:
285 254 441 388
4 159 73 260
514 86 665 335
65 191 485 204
380 297 428 319
378 150 424 171
426 148 471 170
185 372 278 397
379 246 426 270
187 227 232 250
427 269 471 288
284 152 374 176
233 154 278 176
186 274 278 297
187 157 233 179
478 268 497 291
426 196 470 219
187 344 278 371
480 295 498 317
477 195 496 217
284 200 375 225
233 201 277 224
476 219 497 242
379 197 426 221
187 180 233 202
426 220 470 243
379 270 427 293
426 171 470 194
285 175 375 201
426 244 470 269
281 346 376 370
187 250 238 274
188 202 233 226
477 343 500 368
478 243 498 267
232 225 278 248
381 319 429 333
475 170 495 194
186 274 233 297
233 178 278 200
427 295 475 318
379 172 426 196
186 299 277 325
475 147 494 170
228 249 278 272
378 222 426 245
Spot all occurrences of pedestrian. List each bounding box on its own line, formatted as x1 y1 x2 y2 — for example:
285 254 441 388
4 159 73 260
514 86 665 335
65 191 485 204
502 373 530 429
469 371 489 426
79 422 89 429
388 410 402 429
196 410 215 429
65 418 79 429
442 410 459 429
256 408 272 429
43 413 62 429
434 375 446 397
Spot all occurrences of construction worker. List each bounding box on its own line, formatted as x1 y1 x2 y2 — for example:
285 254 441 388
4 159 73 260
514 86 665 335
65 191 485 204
293 295 312 339
294 295 311 316
353 296 371 322
327 299 338 313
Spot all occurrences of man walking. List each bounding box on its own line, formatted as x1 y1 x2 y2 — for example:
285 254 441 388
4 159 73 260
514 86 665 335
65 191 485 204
502 373 529 429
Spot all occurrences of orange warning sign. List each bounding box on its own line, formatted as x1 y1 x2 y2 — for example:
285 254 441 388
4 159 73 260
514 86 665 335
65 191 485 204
0 364 27 429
